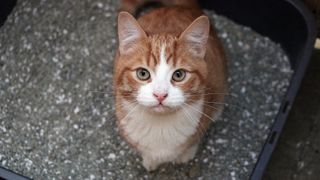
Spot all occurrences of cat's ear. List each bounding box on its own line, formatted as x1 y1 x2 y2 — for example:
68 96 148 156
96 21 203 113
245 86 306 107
178 16 210 59
117 11 147 55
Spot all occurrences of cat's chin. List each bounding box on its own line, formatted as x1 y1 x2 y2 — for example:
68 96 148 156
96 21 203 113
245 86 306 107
145 104 179 114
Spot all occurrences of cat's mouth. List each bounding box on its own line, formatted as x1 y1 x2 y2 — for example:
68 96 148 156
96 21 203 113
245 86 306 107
152 104 166 111
137 100 182 114
149 103 177 114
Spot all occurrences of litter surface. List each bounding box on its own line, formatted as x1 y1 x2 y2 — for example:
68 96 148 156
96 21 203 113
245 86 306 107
0 0 292 179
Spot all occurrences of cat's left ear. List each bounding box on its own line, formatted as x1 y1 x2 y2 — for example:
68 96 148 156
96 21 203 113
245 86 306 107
178 16 210 59
117 11 147 55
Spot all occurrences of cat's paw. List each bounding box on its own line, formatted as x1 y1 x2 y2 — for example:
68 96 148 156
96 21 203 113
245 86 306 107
142 157 159 172
175 144 198 164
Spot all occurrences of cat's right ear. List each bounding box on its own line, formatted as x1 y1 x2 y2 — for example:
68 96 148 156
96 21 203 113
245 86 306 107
117 12 147 55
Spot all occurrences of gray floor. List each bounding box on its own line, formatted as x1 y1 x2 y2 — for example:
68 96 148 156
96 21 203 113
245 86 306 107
263 50 320 180
0 0 293 179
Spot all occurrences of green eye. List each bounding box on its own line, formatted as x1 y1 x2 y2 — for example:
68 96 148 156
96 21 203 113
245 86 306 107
172 69 186 82
136 68 150 81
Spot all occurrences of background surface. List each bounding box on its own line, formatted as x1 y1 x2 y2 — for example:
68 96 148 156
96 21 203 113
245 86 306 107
264 0 320 178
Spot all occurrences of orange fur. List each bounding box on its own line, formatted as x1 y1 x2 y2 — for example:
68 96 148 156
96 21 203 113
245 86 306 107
113 0 227 170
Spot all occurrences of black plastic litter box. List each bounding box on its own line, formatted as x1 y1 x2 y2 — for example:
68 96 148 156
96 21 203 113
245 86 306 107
0 0 316 179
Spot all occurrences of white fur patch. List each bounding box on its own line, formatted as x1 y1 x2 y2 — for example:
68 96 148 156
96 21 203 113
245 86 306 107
153 45 171 92
122 98 204 164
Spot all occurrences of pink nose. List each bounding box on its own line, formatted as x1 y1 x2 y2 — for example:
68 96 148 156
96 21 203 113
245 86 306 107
153 93 168 103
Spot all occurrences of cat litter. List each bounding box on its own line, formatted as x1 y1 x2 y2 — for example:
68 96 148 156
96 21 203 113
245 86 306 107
0 0 292 179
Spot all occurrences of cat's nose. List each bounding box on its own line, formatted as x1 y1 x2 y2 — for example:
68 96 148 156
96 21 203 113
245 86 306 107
153 93 168 103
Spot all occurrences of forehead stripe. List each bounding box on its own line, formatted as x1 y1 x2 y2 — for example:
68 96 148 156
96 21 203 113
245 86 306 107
160 45 166 64
152 53 157 66
167 54 173 63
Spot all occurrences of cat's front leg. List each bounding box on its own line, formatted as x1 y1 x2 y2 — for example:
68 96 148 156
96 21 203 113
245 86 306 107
175 143 199 164
142 155 160 171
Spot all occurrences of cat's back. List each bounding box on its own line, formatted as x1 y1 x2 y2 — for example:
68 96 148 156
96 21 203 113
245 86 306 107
137 6 204 36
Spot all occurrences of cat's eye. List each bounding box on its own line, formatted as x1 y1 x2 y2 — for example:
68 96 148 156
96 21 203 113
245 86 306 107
172 69 186 82
136 68 150 81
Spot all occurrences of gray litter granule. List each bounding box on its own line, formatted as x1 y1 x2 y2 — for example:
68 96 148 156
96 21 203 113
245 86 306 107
0 1 292 179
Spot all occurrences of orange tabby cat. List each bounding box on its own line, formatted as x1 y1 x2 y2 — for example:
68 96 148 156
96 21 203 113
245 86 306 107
113 0 227 171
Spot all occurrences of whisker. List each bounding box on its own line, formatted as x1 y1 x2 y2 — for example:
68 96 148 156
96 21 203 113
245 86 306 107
100 95 135 99
182 107 208 138
140 108 152 136
201 103 232 120
88 90 115 94
120 103 139 122
88 90 139 96
202 101 245 111
183 102 217 123
186 92 236 96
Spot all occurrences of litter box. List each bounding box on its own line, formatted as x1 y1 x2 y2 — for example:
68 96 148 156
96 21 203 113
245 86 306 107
198 0 316 179
0 0 316 179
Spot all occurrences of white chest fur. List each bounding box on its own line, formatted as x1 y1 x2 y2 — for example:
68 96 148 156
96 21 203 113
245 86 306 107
120 99 203 162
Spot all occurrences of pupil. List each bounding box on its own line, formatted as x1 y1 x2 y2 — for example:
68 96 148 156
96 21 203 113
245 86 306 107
176 72 180 77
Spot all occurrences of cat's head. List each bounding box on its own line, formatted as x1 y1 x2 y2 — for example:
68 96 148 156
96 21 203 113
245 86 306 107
115 12 210 114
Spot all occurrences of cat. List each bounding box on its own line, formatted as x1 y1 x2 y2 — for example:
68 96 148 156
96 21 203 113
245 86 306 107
113 0 227 171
